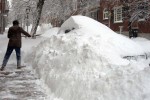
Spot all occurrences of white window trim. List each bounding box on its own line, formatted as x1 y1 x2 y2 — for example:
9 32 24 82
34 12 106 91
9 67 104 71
103 8 109 20
114 6 123 23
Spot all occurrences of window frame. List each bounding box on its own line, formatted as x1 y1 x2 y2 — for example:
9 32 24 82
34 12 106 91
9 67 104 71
103 8 109 20
114 6 123 23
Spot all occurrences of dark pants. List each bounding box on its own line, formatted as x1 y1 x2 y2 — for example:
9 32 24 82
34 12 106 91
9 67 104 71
2 46 21 67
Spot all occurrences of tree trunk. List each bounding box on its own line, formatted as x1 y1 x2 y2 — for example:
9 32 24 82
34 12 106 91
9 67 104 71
128 21 132 38
31 0 45 38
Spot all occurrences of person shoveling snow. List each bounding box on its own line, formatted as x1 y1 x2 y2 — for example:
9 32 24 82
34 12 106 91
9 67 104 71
1 20 31 71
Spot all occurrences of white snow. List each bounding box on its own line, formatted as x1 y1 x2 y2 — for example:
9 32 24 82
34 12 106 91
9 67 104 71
1 15 150 100
132 37 150 53
41 27 59 38
24 23 52 35
27 16 150 100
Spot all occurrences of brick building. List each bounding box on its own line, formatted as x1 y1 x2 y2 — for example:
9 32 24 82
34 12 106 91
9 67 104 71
0 0 9 34
99 0 150 34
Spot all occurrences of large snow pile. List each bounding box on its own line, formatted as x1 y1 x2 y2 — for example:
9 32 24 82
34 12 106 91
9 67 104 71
27 16 150 100
60 16 145 55
132 37 150 53
24 23 52 34
41 27 59 38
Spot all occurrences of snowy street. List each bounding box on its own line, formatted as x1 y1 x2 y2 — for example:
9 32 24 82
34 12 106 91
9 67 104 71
0 31 49 99
0 64 47 100
0 16 150 100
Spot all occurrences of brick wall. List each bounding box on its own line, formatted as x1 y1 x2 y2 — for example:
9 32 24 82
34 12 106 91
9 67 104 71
99 0 150 33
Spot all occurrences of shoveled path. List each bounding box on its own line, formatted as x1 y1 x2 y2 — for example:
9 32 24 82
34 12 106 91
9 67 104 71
0 64 48 100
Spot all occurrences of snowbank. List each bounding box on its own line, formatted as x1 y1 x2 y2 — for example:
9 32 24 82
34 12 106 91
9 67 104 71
41 27 60 38
37 23 52 34
24 23 52 34
132 37 150 53
59 15 144 57
26 16 150 100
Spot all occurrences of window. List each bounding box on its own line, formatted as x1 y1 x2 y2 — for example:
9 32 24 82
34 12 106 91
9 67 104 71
103 8 109 20
114 6 123 23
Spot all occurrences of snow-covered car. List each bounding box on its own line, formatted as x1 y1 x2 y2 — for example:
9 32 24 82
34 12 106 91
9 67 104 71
28 16 150 100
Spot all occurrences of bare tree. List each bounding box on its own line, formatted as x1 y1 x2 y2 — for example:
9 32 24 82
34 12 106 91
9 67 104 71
40 0 100 26
9 0 29 26
30 0 45 37
121 0 150 37
122 0 150 22
10 0 44 37
9 0 37 29
10 0 100 36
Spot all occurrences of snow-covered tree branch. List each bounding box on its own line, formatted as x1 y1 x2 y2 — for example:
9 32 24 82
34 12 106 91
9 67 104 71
30 0 45 37
9 0 100 36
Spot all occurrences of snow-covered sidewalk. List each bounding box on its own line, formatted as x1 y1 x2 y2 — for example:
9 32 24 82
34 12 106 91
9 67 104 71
0 33 49 100
0 64 48 100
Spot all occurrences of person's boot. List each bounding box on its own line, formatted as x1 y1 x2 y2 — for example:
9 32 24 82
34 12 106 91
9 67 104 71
17 66 22 69
0 66 5 71
17 66 26 69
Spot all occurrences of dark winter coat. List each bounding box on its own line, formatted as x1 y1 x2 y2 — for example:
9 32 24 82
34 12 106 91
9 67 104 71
7 25 31 48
